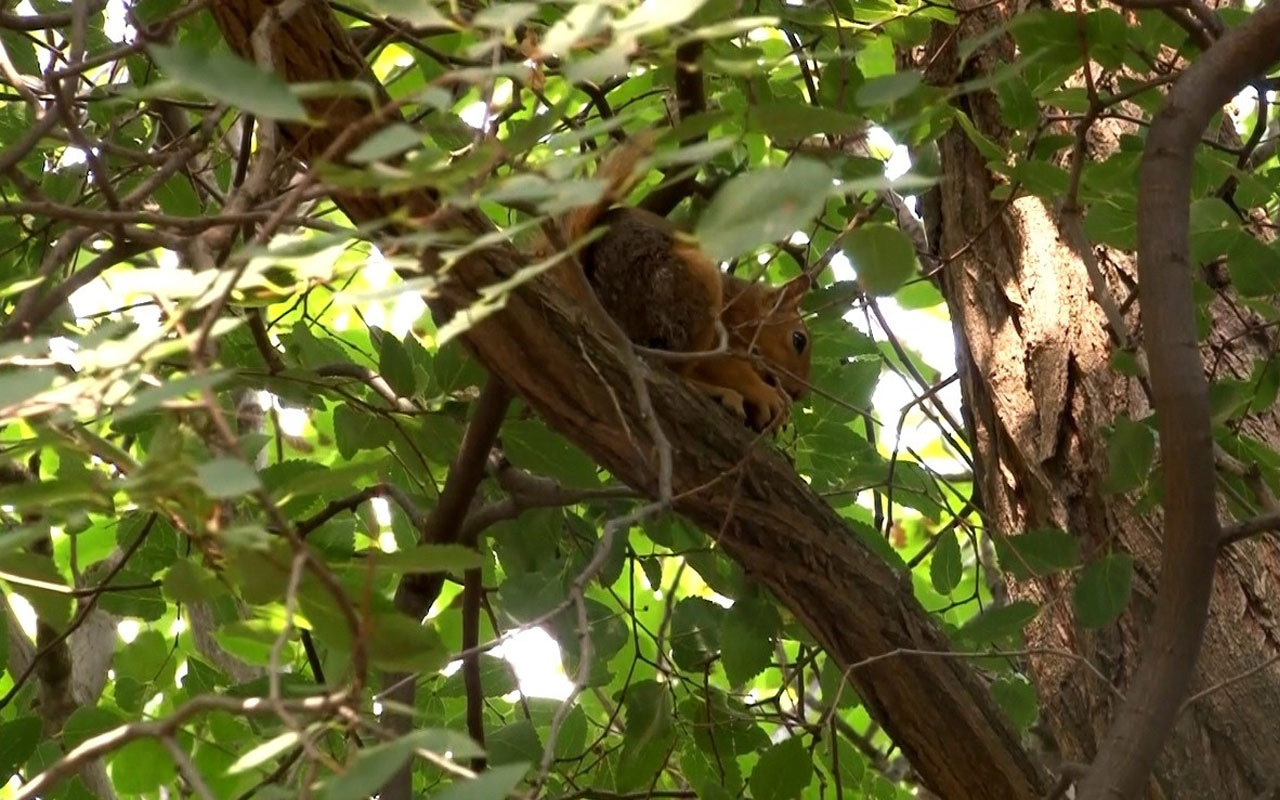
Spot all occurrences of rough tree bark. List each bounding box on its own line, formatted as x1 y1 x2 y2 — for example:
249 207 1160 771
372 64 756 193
205 2 1050 799
924 2 1280 797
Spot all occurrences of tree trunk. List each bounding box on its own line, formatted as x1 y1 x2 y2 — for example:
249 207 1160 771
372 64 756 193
925 4 1280 797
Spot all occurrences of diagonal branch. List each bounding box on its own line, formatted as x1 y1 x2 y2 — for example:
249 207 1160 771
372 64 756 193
207 5 1048 798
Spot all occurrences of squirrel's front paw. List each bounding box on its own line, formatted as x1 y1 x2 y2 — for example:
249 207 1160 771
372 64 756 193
743 384 790 433
705 386 748 420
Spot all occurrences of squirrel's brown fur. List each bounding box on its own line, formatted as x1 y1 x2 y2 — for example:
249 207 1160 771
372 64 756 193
553 138 812 432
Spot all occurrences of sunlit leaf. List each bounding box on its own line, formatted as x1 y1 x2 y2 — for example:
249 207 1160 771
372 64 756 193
110 738 176 794
696 159 835 261
196 457 261 499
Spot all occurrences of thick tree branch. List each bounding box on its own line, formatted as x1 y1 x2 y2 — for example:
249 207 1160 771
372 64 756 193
1077 5 1280 798
208 5 1047 798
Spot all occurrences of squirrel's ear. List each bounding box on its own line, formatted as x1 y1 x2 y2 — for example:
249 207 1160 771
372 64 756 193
779 272 812 305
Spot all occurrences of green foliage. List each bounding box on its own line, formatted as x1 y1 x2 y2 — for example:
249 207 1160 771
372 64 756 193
1 0 1274 797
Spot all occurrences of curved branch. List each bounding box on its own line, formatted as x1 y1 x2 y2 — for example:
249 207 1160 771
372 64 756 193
1078 5 1280 798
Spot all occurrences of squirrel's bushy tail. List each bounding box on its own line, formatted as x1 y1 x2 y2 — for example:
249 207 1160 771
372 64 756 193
559 133 656 242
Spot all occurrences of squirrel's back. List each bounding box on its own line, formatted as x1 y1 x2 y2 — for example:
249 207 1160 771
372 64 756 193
584 206 720 354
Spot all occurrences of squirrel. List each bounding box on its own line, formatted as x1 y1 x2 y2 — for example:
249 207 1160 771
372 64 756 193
549 138 812 432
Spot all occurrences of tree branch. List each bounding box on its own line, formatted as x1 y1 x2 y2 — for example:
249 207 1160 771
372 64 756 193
380 377 512 800
208 5 1048 797
1077 5 1280 798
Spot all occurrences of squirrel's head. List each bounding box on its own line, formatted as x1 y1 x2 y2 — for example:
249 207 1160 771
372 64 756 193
725 273 813 401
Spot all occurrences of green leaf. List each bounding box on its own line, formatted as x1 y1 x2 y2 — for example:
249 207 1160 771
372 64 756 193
317 731 480 800
0 366 59 420
669 597 724 671
954 600 1039 648
346 0 452 26
363 612 449 672
110 737 176 794
749 736 813 800
991 676 1039 729
952 109 1005 162
347 124 422 163
333 404 394 459
1227 236 1280 297
502 419 598 488
855 70 923 107
0 552 73 630
430 340 485 395
930 528 963 594
1188 197 1237 263
617 0 708 33
63 707 127 749
550 703 588 760
148 43 308 122
362 544 483 575
746 100 861 142
1209 378 1254 424
486 720 542 766
994 74 1038 129
681 692 770 756
1102 416 1155 494
115 630 174 685
720 600 776 686
0 718 42 777
1074 554 1133 629
376 327 418 397
96 568 167 621
474 2 538 29
196 457 261 499
844 223 917 296
439 653 519 699
1083 200 1137 249
1008 159 1069 197
682 744 739 800
995 529 1080 580
617 680 676 792
163 558 227 603
695 159 835 261
431 764 530 800
826 737 867 790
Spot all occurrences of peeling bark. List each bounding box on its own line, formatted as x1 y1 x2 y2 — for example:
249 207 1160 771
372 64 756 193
925 1 1280 797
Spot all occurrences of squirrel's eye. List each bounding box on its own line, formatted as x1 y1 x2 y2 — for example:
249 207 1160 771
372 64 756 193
792 331 808 354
